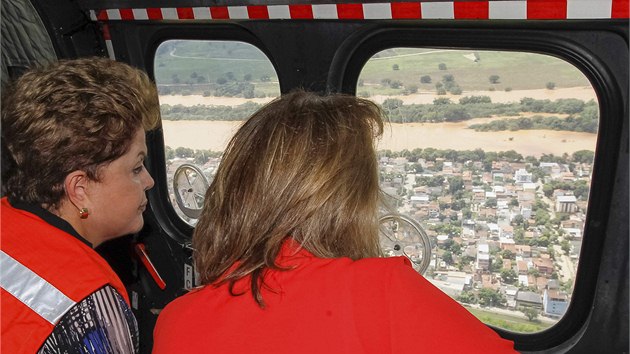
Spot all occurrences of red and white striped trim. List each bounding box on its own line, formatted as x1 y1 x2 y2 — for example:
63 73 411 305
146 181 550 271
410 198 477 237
89 1 629 22
92 1 628 59
101 24 115 59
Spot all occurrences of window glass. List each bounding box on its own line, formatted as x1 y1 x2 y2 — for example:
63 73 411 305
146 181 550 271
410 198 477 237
360 48 597 333
154 40 280 225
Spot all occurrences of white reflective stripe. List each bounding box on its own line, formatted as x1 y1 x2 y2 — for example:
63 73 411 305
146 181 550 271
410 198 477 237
0 250 76 325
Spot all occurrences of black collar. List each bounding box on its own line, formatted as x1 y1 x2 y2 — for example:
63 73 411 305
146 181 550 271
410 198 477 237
8 197 93 248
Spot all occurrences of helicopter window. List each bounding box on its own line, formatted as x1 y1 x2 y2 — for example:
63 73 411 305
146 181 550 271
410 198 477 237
154 40 280 225
359 48 597 333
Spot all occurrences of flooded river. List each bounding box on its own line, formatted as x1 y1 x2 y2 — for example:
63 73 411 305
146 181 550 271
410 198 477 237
161 119 597 157
159 86 598 157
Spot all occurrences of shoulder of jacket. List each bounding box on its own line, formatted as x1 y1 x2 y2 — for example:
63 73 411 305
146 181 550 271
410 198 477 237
353 255 412 270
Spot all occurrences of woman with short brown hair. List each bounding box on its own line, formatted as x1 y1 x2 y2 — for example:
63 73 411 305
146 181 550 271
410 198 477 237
1 57 159 353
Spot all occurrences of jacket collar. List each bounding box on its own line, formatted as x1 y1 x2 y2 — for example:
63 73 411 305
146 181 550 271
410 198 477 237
6 197 92 248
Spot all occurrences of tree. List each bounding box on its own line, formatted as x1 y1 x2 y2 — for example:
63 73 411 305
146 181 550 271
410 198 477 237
448 176 465 194
389 80 403 89
501 249 516 260
193 150 208 165
500 269 518 284
443 106 469 121
410 163 424 173
438 63 447 70
165 146 175 160
403 85 418 95
574 180 590 200
572 150 595 164
175 147 194 158
449 86 463 95
433 97 452 105
459 95 491 104
392 64 400 70
382 98 404 111
457 291 478 304
478 288 506 307
521 307 539 322
420 75 432 83
490 259 503 272
561 240 572 254
546 82 556 90
535 209 551 225
442 251 453 265
489 75 500 84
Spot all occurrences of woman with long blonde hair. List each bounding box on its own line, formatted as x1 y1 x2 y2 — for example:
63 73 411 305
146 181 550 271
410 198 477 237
153 90 515 353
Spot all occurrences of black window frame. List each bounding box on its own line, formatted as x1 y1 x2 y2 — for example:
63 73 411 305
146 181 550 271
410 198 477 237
327 20 628 352
98 18 627 353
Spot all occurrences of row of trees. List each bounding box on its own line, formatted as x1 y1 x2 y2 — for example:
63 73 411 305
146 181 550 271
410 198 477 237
380 148 595 178
160 101 262 121
380 96 598 128
170 144 595 170
373 67 554 96
158 70 274 98
160 95 597 134
165 147 222 164
469 114 598 133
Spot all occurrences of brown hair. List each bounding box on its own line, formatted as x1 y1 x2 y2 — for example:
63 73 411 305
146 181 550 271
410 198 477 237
1 57 159 207
193 90 385 306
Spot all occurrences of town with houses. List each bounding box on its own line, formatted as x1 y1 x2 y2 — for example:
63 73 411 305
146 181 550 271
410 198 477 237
168 147 591 331
376 150 590 329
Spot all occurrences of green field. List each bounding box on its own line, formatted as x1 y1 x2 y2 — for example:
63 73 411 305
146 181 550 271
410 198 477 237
465 306 553 333
154 40 278 91
360 48 589 93
154 41 590 96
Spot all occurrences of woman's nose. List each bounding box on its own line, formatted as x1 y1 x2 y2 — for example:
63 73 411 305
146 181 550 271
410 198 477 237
144 169 155 191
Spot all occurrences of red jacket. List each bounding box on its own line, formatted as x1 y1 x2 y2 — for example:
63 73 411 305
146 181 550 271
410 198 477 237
0 198 129 353
153 240 516 353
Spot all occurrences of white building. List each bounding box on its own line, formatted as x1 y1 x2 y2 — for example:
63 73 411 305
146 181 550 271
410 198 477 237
476 244 490 271
556 195 578 213
514 168 533 183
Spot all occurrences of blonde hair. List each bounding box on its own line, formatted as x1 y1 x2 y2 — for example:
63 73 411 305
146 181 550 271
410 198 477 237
2 57 159 207
193 90 385 306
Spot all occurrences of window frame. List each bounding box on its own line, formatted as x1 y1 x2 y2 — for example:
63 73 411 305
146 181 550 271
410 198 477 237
328 20 628 351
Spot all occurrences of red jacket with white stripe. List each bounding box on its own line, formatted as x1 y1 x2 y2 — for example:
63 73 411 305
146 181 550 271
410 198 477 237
0 197 129 353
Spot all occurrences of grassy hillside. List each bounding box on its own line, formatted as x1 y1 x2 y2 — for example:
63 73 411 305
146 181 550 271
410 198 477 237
154 42 590 96
359 48 590 93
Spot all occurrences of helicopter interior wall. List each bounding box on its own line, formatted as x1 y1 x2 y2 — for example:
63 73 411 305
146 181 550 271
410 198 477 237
0 0 56 92
2 0 628 352
102 18 629 353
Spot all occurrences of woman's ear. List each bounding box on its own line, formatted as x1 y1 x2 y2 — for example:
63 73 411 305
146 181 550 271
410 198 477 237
64 170 89 207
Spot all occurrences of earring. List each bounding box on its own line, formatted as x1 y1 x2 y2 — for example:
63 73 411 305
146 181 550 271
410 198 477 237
79 208 89 219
